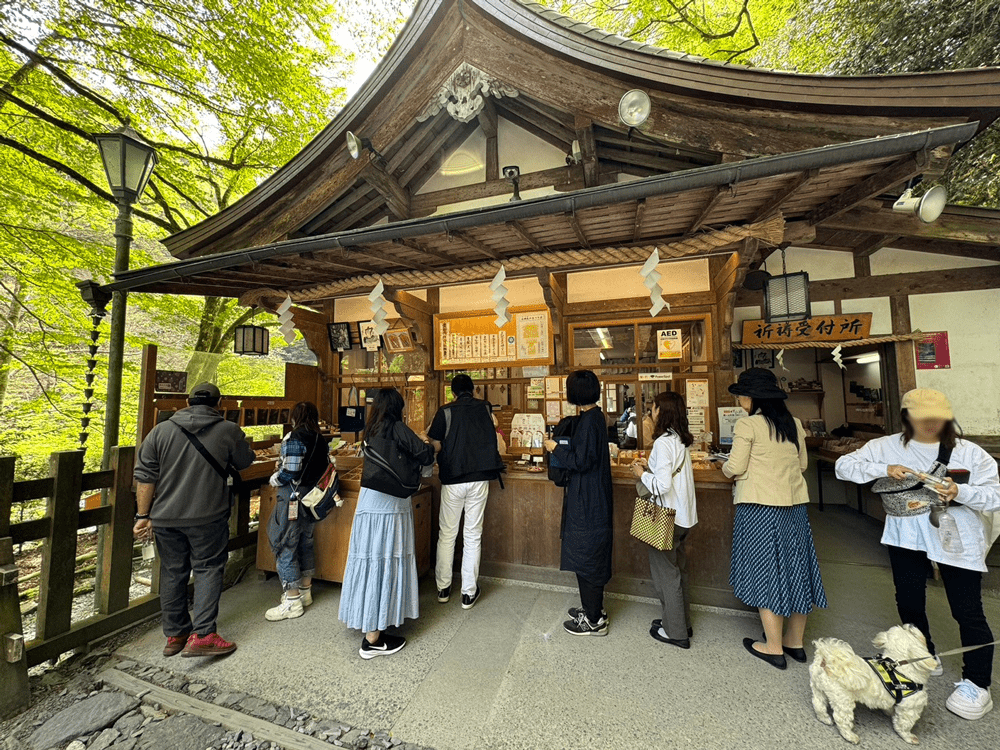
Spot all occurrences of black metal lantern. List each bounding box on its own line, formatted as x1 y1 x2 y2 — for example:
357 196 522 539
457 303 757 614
94 123 158 204
764 248 810 323
234 324 269 355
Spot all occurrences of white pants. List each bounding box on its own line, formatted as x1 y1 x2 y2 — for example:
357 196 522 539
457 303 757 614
435 480 489 596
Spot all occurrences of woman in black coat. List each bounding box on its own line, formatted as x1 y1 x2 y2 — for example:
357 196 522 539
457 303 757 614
544 370 614 636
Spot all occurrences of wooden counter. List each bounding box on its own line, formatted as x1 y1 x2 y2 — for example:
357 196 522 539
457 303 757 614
477 469 745 611
256 482 432 583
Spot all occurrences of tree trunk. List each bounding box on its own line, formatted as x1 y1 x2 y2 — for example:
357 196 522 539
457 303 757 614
0 279 24 410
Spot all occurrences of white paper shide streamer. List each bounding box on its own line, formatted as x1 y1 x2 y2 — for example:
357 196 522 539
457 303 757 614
368 279 390 335
776 348 789 371
276 295 296 345
639 248 669 316
490 264 511 327
832 344 845 369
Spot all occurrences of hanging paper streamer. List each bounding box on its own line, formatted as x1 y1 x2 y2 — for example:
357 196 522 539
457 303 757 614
832 344 845 370
776 348 789 372
490 264 511 327
639 248 669 316
367 279 390 335
276 295 297 345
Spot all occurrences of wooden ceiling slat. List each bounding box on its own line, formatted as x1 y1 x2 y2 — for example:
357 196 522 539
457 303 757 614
399 118 469 187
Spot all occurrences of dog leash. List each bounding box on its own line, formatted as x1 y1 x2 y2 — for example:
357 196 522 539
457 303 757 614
894 638 1000 667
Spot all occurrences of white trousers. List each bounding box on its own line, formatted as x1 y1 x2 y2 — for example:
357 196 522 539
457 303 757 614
435 480 489 596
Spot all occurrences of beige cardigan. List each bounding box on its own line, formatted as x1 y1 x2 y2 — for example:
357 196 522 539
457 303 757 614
722 415 810 506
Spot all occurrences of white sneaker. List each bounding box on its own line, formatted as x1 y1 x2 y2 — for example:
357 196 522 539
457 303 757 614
301 587 313 607
946 679 993 720
265 595 304 621
930 655 944 677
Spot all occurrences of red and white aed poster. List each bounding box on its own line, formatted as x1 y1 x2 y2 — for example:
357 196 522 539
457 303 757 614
916 331 951 370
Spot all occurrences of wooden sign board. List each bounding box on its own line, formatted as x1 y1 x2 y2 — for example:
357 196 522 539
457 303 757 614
434 305 554 370
741 313 873 345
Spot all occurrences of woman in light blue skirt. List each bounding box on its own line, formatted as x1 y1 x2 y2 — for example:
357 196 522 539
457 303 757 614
339 388 434 659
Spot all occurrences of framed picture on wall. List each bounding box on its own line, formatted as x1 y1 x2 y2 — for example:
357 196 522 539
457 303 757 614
327 322 353 351
384 329 415 353
357 321 382 352
752 349 775 368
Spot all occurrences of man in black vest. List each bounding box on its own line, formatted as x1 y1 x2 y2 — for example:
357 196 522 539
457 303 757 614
425 374 504 609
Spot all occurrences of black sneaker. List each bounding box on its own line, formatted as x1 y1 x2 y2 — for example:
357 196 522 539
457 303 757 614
437 586 451 603
563 612 608 637
461 586 481 610
569 606 607 623
359 633 406 660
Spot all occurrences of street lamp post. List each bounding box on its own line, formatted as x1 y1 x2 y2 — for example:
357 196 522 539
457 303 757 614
94 123 157 469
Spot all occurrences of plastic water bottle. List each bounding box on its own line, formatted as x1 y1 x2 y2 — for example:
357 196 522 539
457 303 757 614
937 510 964 554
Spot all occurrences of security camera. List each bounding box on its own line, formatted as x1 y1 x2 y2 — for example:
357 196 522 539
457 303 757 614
502 165 520 180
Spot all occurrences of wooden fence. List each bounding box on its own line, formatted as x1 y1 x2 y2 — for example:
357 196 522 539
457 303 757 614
0 447 264 719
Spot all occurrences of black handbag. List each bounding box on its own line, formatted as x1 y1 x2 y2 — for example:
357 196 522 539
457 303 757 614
338 386 366 433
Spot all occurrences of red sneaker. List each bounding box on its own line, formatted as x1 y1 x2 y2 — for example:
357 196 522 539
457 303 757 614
163 634 190 657
181 633 237 657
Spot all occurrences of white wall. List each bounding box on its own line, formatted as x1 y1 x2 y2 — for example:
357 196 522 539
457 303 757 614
783 246 855 280
439 276 543 313
334 289 427 322
909 289 1000 435
568 258 710 303
871 247 998 275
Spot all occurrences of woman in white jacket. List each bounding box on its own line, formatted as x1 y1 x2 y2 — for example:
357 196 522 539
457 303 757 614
836 388 999 721
631 391 697 649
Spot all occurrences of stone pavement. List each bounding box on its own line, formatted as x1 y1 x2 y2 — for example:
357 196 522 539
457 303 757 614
113 561 1000 750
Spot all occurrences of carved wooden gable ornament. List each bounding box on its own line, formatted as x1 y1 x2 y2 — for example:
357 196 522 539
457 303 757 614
417 62 519 123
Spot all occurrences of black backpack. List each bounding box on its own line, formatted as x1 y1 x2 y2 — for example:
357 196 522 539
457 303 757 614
547 415 579 487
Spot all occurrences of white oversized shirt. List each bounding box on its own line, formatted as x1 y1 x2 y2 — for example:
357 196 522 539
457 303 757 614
835 435 1000 572
640 431 698 529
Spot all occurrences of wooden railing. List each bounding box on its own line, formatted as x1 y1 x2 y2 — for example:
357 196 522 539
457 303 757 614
0 447 263 718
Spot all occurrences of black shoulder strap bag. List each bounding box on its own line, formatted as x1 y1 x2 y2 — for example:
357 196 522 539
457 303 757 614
172 422 243 496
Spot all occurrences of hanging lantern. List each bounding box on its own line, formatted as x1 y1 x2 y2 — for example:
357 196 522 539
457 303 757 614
234 323 269 356
764 247 810 323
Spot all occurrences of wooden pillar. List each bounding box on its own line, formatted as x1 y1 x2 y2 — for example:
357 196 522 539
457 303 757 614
423 288 441 418
0 534 30 718
890 295 916 394
97 446 136 615
36 451 83 641
135 344 158 447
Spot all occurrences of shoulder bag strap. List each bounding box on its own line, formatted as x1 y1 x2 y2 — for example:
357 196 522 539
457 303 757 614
935 441 954 468
291 432 320 493
173 422 241 485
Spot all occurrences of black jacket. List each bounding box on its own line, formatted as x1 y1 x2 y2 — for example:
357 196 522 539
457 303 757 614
553 406 614 586
361 420 435 499
427 393 504 485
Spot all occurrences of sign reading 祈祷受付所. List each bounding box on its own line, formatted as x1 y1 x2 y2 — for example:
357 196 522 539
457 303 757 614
741 313 873 345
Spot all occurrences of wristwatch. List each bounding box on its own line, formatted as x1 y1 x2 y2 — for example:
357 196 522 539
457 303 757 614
135 513 150 520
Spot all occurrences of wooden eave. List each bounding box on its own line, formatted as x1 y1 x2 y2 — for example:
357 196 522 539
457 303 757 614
110 123 1000 302
157 0 1000 262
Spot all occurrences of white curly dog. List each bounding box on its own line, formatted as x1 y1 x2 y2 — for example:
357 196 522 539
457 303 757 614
810 624 938 744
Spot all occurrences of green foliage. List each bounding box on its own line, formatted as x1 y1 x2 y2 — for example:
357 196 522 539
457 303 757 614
0 0 351 478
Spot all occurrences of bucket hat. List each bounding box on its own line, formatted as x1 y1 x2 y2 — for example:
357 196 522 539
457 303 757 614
728 367 787 400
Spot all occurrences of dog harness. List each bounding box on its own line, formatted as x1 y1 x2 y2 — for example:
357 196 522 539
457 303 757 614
865 657 924 704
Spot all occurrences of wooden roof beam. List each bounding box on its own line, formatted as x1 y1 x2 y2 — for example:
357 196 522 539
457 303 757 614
820 205 1000 245
806 153 926 225
574 117 599 188
751 169 818 222
298 187 376 236
451 231 504 260
303 249 383 275
399 117 467 187
887 236 1000 261
480 98 499 181
500 97 575 146
567 212 590 249
854 234 899 258
360 162 410 220
394 238 464 265
595 147 699 173
689 185 728 233
632 199 646 242
506 220 545 252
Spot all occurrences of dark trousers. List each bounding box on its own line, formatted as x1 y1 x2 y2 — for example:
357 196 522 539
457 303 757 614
154 516 230 637
648 527 691 639
576 574 605 623
887 545 994 688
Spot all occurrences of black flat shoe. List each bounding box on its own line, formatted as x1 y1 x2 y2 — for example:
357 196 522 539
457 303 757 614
760 632 806 663
743 638 786 669
650 626 690 649
652 619 693 638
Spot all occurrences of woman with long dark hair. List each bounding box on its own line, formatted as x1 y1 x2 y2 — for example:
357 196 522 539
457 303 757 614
630 391 697 648
837 389 999 720
543 369 614 636
723 368 826 669
339 388 434 659
265 401 330 621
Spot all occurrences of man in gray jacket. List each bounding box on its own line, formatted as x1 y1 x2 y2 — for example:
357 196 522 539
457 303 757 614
133 383 254 657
